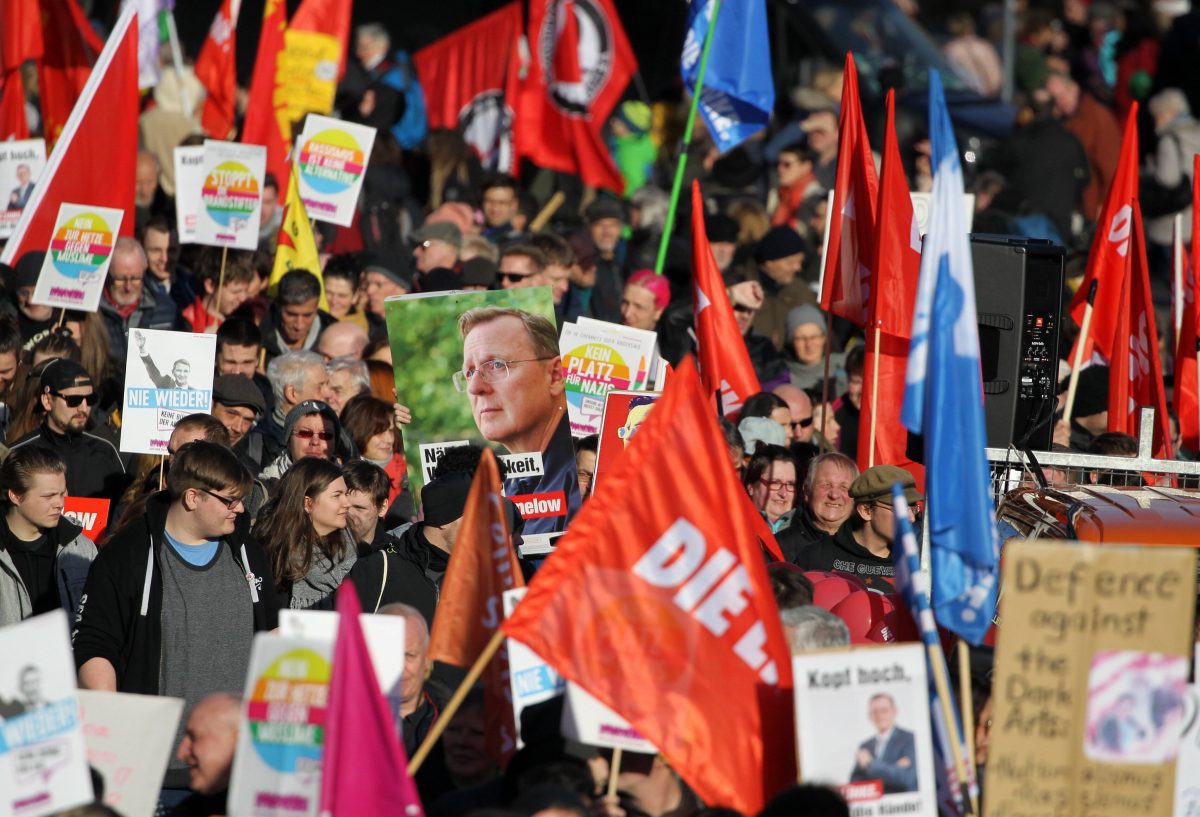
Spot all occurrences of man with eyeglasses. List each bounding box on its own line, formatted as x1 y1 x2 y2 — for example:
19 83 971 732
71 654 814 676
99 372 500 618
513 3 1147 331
9 359 127 503
74 441 277 806
97 236 184 363
793 464 920 591
456 306 580 534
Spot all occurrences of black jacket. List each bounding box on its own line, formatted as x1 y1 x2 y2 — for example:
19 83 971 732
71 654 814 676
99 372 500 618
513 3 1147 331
9 423 128 504
259 305 338 364
792 521 895 592
72 491 279 695
348 522 442 625
776 505 837 563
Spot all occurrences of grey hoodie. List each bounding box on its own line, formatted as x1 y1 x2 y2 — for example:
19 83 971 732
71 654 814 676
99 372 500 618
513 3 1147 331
0 518 97 627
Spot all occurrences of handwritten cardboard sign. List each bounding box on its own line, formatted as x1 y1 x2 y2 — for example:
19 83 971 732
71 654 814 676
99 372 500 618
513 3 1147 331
78 691 183 817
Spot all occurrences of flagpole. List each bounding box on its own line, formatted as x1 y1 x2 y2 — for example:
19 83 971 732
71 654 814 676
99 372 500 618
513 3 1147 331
1063 280 1098 430
927 642 976 816
214 245 229 326
868 327 880 466
956 640 977 802
653 0 721 276
409 629 505 773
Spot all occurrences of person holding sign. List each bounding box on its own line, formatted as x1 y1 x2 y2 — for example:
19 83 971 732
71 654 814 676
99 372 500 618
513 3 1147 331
850 693 918 794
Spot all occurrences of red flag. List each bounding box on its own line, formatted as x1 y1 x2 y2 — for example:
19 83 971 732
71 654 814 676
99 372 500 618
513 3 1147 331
1069 106 1140 365
1177 158 1200 451
319 585 426 817
859 91 923 479
1 4 137 265
503 357 794 816
692 180 761 417
514 0 634 192
1110 203 1173 456
194 0 240 139
0 70 28 140
37 0 103 147
242 0 290 193
2 0 43 71
427 449 524 765
820 53 878 327
288 0 352 80
414 3 522 171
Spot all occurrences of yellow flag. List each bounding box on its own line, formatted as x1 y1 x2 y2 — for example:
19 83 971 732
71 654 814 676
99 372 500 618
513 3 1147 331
270 161 327 310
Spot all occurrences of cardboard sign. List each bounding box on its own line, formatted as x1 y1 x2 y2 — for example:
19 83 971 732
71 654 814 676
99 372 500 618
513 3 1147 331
593 390 660 490
985 541 1197 817
559 320 658 437
560 682 657 754
295 116 376 227
0 610 94 817
792 643 937 816
277 609 406 710
63 497 110 542
31 203 124 312
119 329 216 455
195 140 266 250
1172 684 1200 817
385 287 581 535
227 633 332 817
503 588 565 748
78 691 184 817
173 145 205 244
0 138 47 239
280 29 340 121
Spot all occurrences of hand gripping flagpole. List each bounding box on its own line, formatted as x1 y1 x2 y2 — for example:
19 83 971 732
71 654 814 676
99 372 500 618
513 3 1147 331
1063 279 1099 430
653 0 721 276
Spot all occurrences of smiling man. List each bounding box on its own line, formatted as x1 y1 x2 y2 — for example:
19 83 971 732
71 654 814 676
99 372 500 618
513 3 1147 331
777 452 859 562
457 307 580 534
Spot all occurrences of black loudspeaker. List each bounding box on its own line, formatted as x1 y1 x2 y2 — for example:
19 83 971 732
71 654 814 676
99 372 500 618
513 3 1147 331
970 235 1065 450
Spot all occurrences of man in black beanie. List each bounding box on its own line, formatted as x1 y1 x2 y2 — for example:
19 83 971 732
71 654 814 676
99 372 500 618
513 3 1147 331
749 225 817 350
346 471 473 626
1066 365 1109 451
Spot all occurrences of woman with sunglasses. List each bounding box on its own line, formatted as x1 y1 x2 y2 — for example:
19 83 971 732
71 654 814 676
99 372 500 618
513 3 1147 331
258 400 357 485
255 457 355 611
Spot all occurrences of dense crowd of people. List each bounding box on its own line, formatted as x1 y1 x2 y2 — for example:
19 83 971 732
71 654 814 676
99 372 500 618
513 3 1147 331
4 2 1200 817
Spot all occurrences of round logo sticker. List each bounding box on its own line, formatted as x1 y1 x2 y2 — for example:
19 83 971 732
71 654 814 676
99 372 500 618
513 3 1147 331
49 212 115 281
246 647 330 773
201 160 260 228
298 129 365 196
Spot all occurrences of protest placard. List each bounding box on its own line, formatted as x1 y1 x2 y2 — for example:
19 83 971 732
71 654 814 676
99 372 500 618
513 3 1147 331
173 145 205 244
985 541 1196 817
593 390 660 490
195 140 266 250
503 588 565 748
77 690 183 817
280 30 340 122
385 287 580 536
227 633 332 817
119 329 216 455
1173 678 1200 817
295 116 376 227
30 203 123 312
63 497 110 542
0 139 47 240
0 610 94 817
559 319 658 437
561 682 658 754
277 609 406 708
792 642 936 817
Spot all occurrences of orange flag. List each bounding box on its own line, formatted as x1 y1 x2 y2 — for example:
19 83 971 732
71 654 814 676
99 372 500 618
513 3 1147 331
820 52 878 327
241 0 291 192
692 180 762 417
427 448 524 764
503 357 795 816
195 0 240 139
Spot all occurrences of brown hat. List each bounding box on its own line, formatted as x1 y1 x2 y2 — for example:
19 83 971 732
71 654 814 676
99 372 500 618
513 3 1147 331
850 465 922 505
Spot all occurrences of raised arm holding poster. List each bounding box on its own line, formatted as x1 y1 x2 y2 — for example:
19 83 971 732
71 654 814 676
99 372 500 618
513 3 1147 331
31 203 123 312
196 140 266 250
119 329 216 455
985 540 1196 817
0 138 46 239
295 115 376 227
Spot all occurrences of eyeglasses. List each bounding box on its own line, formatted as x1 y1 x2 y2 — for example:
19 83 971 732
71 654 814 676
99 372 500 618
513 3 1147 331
759 478 797 493
200 488 245 510
794 333 826 344
452 357 556 391
872 501 918 518
108 276 142 286
51 391 95 407
498 271 532 284
791 417 814 430
294 428 334 441
732 303 756 315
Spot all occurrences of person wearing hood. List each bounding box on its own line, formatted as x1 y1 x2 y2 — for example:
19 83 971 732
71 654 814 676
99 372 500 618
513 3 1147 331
783 303 847 394
258 400 358 484
0 446 97 626
794 465 920 591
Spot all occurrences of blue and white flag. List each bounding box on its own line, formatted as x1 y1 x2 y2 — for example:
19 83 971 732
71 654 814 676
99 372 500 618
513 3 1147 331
900 70 998 645
681 0 774 154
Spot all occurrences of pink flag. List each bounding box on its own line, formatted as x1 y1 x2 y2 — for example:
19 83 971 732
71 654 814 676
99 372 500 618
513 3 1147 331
319 584 426 817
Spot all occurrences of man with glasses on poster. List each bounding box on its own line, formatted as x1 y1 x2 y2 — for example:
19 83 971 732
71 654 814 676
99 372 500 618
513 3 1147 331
455 306 580 535
9 359 127 503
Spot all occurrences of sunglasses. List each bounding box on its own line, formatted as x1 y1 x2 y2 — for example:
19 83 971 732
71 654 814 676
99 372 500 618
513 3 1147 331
732 303 756 315
791 417 814 430
294 429 334 441
52 391 96 407
498 271 531 284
